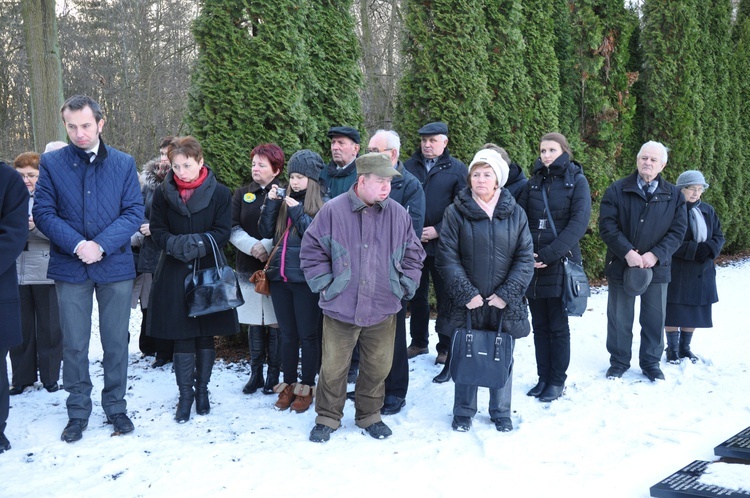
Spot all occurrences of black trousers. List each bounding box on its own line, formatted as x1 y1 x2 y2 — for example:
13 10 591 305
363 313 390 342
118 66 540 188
528 296 571 386
384 304 408 398
409 255 450 354
0 348 8 434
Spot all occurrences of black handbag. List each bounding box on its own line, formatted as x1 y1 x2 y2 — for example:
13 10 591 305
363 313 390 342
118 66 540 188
184 233 245 318
540 186 590 317
450 313 513 389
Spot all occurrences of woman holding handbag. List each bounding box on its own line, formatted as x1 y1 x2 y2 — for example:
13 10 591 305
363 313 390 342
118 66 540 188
147 136 240 423
230 144 283 395
258 150 328 413
437 149 534 432
518 133 591 402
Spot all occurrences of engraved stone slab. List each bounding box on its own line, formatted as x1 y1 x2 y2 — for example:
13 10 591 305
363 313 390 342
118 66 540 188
715 427 750 461
650 460 750 497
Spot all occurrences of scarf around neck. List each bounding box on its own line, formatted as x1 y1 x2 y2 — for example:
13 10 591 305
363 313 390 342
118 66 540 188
174 166 209 204
472 187 501 219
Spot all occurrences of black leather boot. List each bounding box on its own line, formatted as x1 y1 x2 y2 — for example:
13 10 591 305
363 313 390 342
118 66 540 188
665 331 680 364
263 327 280 394
195 349 216 415
433 353 451 383
173 353 195 423
679 331 699 363
138 308 156 357
242 326 265 394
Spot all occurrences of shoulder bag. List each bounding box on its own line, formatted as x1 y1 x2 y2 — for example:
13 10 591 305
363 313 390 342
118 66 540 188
249 226 289 296
450 312 513 389
540 186 590 317
184 233 245 317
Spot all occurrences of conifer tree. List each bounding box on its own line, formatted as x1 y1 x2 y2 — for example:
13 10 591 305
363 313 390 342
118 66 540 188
306 0 364 156
187 0 313 188
395 0 491 163
484 0 534 168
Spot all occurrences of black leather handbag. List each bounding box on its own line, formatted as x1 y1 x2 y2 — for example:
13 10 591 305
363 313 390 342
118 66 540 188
450 313 513 389
540 186 590 317
184 233 244 318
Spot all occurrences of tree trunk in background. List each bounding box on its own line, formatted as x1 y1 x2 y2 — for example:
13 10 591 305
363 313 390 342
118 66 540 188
22 0 65 152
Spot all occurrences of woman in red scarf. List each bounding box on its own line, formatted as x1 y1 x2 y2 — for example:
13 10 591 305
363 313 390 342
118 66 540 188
147 136 239 423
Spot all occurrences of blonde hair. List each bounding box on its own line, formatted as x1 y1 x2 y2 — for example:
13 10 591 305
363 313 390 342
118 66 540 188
274 179 325 239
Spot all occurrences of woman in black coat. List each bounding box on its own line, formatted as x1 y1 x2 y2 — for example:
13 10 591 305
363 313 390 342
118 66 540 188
147 136 239 423
518 133 591 402
258 150 327 414
437 149 534 433
664 170 724 364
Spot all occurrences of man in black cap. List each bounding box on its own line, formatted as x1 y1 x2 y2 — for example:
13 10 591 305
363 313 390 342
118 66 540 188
404 121 467 372
599 140 686 382
320 126 361 198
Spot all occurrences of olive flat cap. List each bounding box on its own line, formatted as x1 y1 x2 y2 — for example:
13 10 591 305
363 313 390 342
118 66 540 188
418 121 449 136
355 152 402 177
623 267 653 297
327 126 361 144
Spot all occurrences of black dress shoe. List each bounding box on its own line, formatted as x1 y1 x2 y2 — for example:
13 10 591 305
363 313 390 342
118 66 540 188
9 384 32 396
433 363 451 383
492 417 513 432
606 365 627 379
151 358 168 368
61 418 88 443
107 413 135 435
381 395 406 415
0 432 10 453
538 383 565 402
452 416 472 432
526 380 547 397
44 383 59 393
642 365 665 382
346 391 356 401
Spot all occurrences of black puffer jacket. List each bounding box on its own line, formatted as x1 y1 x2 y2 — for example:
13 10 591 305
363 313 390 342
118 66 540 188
404 147 467 256
436 187 534 336
518 153 591 299
257 189 327 283
135 159 167 273
504 162 528 201
599 172 687 284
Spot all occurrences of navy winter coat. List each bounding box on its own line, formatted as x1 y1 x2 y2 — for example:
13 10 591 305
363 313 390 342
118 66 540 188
389 161 425 236
599 172 687 284
319 160 357 198
667 201 724 306
0 163 29 350
518 154 591 299
404 147 467 256
504 162 528 201
436 187 534 336
33 142 144 284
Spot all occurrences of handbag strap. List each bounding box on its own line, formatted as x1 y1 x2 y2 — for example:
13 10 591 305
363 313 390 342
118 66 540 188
192 233 223 279
262 225 291 272
540 182 575 262
463 307 505 360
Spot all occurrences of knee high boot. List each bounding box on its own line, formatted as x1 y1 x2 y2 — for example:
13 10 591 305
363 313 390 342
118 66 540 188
679 331 699 363
139 308 156 357
433 352 451 384
263 327 280 394
242 326 265 394
665 331 681 364
195 349 216 415
173 353 195 423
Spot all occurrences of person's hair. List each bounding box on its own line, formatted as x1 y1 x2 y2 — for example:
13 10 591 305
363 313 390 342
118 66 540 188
540 132 572 157
638 140 669 164
373 129 401 153
251 143 285 175
274 179 325 238
482 142 511 164
167 136 203 163
159 136 175 149
60 95 104 122
14 151 40 170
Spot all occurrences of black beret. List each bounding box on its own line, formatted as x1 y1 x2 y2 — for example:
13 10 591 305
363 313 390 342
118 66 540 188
418 121 449 136
327 126 361 144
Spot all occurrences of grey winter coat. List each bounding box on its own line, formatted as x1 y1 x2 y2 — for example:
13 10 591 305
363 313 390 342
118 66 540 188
16 195 54 285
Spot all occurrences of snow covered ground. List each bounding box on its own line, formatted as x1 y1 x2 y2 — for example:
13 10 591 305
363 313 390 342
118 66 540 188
2 260 750 498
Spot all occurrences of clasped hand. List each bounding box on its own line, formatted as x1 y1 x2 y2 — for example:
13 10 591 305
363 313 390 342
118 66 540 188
77 240 103 264
466 294 507 309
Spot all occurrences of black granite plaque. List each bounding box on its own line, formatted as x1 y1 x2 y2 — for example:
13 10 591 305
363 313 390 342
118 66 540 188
715 427 750 461
650 460 750 497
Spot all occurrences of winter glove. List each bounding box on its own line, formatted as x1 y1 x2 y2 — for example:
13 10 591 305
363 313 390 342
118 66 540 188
695 242 712 262
166 233 207 262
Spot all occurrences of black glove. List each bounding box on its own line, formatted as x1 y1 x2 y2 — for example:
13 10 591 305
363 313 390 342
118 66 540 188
695 242 712 262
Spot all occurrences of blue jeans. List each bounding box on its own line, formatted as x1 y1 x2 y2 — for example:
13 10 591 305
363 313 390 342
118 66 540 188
56 279 133 420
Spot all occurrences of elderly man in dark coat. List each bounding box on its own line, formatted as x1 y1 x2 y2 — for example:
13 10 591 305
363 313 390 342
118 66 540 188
0 161 31 454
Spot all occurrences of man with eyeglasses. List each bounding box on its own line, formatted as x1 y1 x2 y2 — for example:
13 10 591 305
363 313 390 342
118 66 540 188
599 140 687 382
403 121 467 373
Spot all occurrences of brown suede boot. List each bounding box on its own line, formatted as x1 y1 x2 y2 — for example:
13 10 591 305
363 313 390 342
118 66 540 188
273 383 295 411
290 384 313 413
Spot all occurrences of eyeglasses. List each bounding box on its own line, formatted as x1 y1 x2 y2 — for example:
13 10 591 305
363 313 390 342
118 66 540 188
19 173 39 180
366 147 394 154
683 186 704 193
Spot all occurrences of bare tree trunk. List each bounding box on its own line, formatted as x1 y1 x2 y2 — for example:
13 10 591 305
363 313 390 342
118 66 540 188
22 0 65 151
